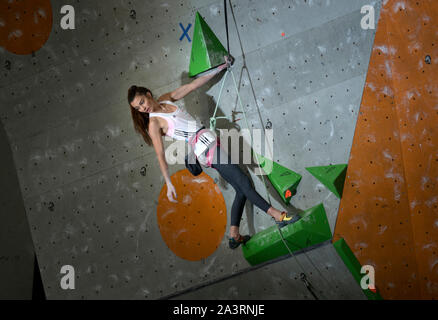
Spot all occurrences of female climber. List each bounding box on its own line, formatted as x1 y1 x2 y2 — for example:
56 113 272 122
127 56 300 249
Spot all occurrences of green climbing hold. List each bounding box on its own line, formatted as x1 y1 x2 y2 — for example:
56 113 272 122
254 152 302 204
242 203 332 266
305 164 347 199
189 12 229 77
333 238 383 300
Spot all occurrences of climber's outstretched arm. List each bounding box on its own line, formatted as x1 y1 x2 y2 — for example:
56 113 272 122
158 56 230 102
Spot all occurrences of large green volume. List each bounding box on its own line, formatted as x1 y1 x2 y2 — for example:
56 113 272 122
189 12 229 77
242 203 332 266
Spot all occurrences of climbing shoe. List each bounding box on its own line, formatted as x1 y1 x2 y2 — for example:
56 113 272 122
276 211 301 228
228 235 251 249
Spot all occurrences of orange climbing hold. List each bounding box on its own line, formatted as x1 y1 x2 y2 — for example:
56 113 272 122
157 169 227 261
0 0 53 55
334 0 438 299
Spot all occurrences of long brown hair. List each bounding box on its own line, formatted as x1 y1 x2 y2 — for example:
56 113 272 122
127 85 153 146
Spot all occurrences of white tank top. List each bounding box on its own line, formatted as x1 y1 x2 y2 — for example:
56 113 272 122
149 100 203 142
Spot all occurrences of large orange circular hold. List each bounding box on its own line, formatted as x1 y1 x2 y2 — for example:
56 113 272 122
157 169 227 261
0 0 53 55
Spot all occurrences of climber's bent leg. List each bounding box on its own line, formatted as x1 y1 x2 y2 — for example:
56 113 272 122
230 191 246 227
210 145 271 217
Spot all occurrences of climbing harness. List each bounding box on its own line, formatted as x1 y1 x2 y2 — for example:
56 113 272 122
208 0 338 299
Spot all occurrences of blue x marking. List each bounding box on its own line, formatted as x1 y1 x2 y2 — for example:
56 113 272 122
179 23 192 42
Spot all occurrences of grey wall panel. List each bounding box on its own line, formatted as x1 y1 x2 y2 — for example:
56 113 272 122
0 121 35 299
0 0 381 299
228 0 379 55
254 75 369 234
171 242 367 300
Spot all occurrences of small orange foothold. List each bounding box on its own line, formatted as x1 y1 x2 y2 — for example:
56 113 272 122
369 285 377 293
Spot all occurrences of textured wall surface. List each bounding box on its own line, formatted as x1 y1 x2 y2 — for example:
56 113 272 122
0 0 379 299
334 0 438 299
0 121 35 299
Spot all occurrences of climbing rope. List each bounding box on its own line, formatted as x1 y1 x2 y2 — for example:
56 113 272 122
209 69 229 131
207 0 339 299
224 0 230 56
216 70 324 300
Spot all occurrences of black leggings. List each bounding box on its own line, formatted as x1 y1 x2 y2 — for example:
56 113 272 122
209 145 271 227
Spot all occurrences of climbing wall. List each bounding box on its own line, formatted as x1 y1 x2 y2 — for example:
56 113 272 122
333 0 438 299
210 0 382 236
1 0 380 299
0 116 35 299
